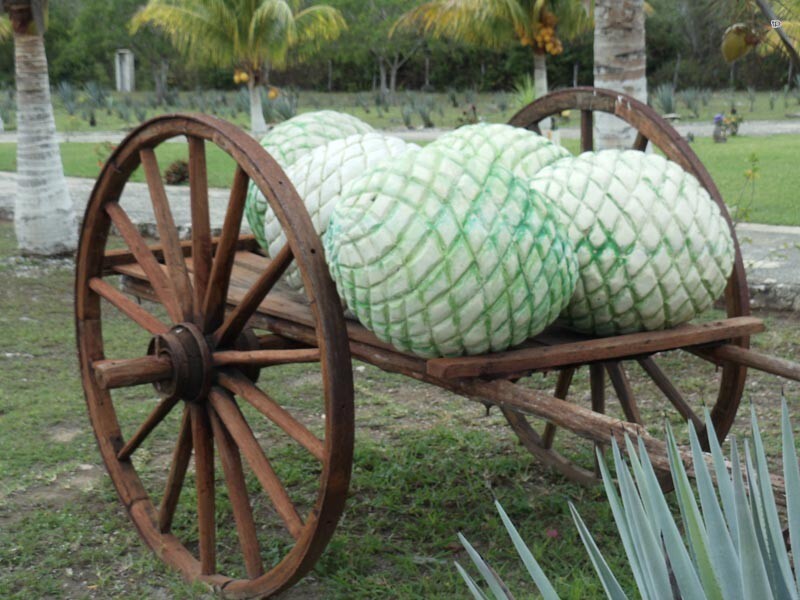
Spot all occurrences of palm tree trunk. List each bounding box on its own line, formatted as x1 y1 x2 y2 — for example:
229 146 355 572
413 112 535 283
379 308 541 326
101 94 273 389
533 52 548 99
13 27 76 255
593 0 647 149
248 78 268 138
533 51 551 130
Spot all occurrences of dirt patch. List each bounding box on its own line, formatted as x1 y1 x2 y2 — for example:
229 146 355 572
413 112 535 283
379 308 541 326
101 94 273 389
7 464 104 510
48 424 84 443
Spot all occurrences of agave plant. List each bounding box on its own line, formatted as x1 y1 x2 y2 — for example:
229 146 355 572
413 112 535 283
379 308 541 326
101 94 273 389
57 81 77 115
458 398 800 599
512 74 536 110
681 88 701 118
653 83 676 114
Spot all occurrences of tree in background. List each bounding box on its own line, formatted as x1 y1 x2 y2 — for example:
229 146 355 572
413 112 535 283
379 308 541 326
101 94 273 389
49 0 177 104
326 0 426 101
132 0 346 137
594 0 647 148
394 0 592 103
2 0 76 255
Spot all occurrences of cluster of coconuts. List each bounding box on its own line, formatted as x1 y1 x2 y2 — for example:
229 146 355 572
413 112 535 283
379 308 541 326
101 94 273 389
245 112 734 358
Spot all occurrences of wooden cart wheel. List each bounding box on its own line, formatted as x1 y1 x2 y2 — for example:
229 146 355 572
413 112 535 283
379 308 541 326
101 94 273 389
503 87 751 485
75 114 354 597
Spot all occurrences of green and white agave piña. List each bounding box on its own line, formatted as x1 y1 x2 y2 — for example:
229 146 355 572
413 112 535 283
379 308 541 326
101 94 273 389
244 110 373 248
324 144 577 358
262 132 418 292
458 399 800 600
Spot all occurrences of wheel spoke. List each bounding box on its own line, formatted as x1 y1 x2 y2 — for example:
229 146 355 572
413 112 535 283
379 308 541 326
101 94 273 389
542 367 575 449
503 408 598 486
632 131 649 151
159 406 193 533
191 403 216 575
208 407 264 579
638 357 703 430
213 244 293 348
117 394 182 461
217 370 325 461
105 202 184 323
580 109 593 152
589 364 606 476
188 136 212 321
89 277 169 335
605 361 642 424
202 166 250 333
140 148 194 322
93 355 172 390
212 348 320 368
209 387 304 539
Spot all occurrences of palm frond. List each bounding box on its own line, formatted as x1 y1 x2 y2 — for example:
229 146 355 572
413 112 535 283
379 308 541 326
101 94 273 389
392 0 525 49
131 0 341 73
550 0 593 40
0 16 11 41
288 5 346 63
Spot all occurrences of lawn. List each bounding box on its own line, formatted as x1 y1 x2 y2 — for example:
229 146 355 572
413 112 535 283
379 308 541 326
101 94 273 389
1 218 798 599
0 131 797 226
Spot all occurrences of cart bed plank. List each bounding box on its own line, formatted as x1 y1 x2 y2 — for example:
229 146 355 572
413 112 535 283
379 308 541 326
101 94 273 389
426 317 764 379
113 250 764 379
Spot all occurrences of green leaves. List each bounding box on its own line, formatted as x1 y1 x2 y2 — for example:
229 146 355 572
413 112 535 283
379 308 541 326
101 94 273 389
458 398 800 600
131 0 345 71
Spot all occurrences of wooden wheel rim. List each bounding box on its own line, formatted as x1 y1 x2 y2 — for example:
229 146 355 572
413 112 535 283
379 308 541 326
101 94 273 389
75 113 354 597
504 88 750 482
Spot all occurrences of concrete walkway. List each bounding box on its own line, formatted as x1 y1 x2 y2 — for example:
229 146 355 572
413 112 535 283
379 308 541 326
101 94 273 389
0 117 798 146
1 170 798 311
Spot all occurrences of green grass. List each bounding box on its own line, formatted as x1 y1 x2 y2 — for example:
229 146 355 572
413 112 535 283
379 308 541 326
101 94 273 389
1 132 797 226
0 141 239 189
1 218 798 598
691 135 800 226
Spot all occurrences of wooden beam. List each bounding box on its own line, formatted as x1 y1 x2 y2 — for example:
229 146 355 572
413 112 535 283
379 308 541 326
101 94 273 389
693 344 800 382
426 317 765 379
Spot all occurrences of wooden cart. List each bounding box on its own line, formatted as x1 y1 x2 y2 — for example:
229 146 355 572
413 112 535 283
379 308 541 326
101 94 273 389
75 88 800 598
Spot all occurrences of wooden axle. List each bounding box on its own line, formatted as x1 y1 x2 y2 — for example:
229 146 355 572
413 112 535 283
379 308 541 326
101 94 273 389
93 343 320 390
93 356 172 389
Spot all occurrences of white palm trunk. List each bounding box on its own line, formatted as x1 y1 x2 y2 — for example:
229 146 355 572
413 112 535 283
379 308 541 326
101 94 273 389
248 78 268 138
14 30 77 255
533 51 551 130
593 0 647 149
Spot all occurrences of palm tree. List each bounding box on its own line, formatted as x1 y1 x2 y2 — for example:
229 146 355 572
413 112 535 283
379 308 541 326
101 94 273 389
593 0 647 149
394 0 592 103
132 0 346 137
2 0 77 255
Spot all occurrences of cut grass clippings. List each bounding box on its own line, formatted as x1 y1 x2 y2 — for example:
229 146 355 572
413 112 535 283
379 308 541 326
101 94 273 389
0 219 798 599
